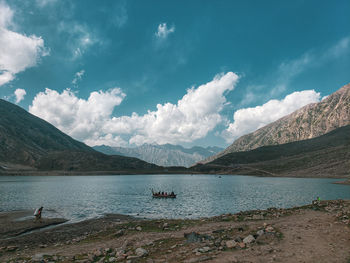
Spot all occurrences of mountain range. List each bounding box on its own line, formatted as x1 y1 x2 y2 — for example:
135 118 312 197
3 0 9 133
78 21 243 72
192 124 350 177
0 99 162 174
0 82 349 177
93 144 223 167
203 83 350 164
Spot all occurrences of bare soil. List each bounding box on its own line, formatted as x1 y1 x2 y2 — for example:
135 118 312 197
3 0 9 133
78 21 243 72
0 200 349 263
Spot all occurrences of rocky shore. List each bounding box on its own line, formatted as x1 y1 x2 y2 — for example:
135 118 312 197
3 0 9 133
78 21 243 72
0 200 349 263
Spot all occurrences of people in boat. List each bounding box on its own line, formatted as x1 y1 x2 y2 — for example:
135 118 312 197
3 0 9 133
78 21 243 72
34 206 43 222
153 190 176 197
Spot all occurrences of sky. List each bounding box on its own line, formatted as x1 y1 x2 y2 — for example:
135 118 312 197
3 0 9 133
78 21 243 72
0 0 349 148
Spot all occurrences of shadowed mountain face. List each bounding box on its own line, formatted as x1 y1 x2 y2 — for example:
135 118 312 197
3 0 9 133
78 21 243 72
204 83 350 163
0 99 93 166
93 144 223 167
192 125 350 177
0 99 161 172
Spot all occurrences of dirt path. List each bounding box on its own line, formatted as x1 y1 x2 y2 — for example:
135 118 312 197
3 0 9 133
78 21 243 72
0 200 349 263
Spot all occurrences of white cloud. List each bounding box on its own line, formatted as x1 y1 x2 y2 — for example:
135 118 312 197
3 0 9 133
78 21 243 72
223 90 321 143
104 72 238 146
0 1 13 28
0 2 48 86
155 23 175 39
35 0 58 7
0 70 14 86
29 72 239 146
324 36 350 59
112 1 128 28
72 69 85 84
14 88 26 103
58 22 99 59
29 88 126 143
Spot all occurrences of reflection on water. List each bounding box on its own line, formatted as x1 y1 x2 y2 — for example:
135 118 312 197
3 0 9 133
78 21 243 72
0 174 349 222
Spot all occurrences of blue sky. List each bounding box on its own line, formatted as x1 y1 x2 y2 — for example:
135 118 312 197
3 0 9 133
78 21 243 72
0 0 349 148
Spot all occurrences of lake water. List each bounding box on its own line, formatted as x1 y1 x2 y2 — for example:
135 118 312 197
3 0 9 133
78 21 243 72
0 174 349 222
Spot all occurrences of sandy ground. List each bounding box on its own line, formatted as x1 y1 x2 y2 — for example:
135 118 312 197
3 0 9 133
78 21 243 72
0 200 349 263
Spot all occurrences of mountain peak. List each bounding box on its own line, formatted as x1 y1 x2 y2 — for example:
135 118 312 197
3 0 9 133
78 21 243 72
203 83 350 163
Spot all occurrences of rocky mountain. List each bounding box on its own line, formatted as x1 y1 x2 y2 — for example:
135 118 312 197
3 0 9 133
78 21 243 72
192 125 350 177
204 83 350 163
93 144 223 167
0 99 161 173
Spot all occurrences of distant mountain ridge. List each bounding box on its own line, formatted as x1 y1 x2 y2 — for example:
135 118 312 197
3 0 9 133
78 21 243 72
0 99 161 173
192 125 350 177
93 144 223 167
203 83 350 163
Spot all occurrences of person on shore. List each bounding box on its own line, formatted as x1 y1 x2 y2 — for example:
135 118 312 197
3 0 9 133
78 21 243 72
34 206 43 222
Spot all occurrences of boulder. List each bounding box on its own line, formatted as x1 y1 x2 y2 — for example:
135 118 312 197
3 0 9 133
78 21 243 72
265 226 274 232
225 240 237 248
198 246 210 253
135 247 148 257
243 235 255 244
257 230 265 236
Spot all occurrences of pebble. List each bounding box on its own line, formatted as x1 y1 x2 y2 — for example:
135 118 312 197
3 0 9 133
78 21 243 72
6 246 19 252
225 240 237 248
136 226 142 231
114 229 125 237
135 247 148 257
243 235 255 244
198 246 210 253
265 226 274 233
257 229 265 236
238 242 246 248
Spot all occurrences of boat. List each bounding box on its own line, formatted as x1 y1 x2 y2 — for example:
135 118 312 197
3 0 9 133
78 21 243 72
152 189 176 198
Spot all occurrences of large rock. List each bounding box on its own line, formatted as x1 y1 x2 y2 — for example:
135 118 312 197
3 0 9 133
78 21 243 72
243 235 255 244
135 247 148 257
225 240 237 248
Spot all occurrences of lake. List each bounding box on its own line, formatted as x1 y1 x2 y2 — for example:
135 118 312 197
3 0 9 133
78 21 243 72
0 174 349 222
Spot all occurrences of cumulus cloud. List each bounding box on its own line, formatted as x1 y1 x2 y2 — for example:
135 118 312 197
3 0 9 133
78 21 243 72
106 72 238 145
29 72 239 146
14 88 26 103
72 69 85 85
155 23 175 39
223 90 321 143
29 88 126 142
0 2 48 86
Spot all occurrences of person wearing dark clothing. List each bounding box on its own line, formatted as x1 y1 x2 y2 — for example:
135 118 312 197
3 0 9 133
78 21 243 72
34 206 43 222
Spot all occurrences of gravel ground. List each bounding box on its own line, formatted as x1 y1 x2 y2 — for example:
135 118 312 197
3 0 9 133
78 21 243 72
0 200 349 263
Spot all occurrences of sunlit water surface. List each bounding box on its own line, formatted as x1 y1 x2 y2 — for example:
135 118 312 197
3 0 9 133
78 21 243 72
0 174 349 222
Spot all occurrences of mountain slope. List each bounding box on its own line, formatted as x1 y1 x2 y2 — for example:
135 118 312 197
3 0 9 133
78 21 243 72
192 125 350 177
204 83 350 163
94 144 223 167
0 99 161 173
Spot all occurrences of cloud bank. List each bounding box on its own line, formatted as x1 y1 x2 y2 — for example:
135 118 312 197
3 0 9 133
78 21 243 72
222 90 321 142
30 72 239 146
29 88 126 144
0 2 48 86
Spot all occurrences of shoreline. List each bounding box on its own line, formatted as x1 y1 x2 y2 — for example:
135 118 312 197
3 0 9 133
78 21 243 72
1 200 349 262
0 170 349 180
